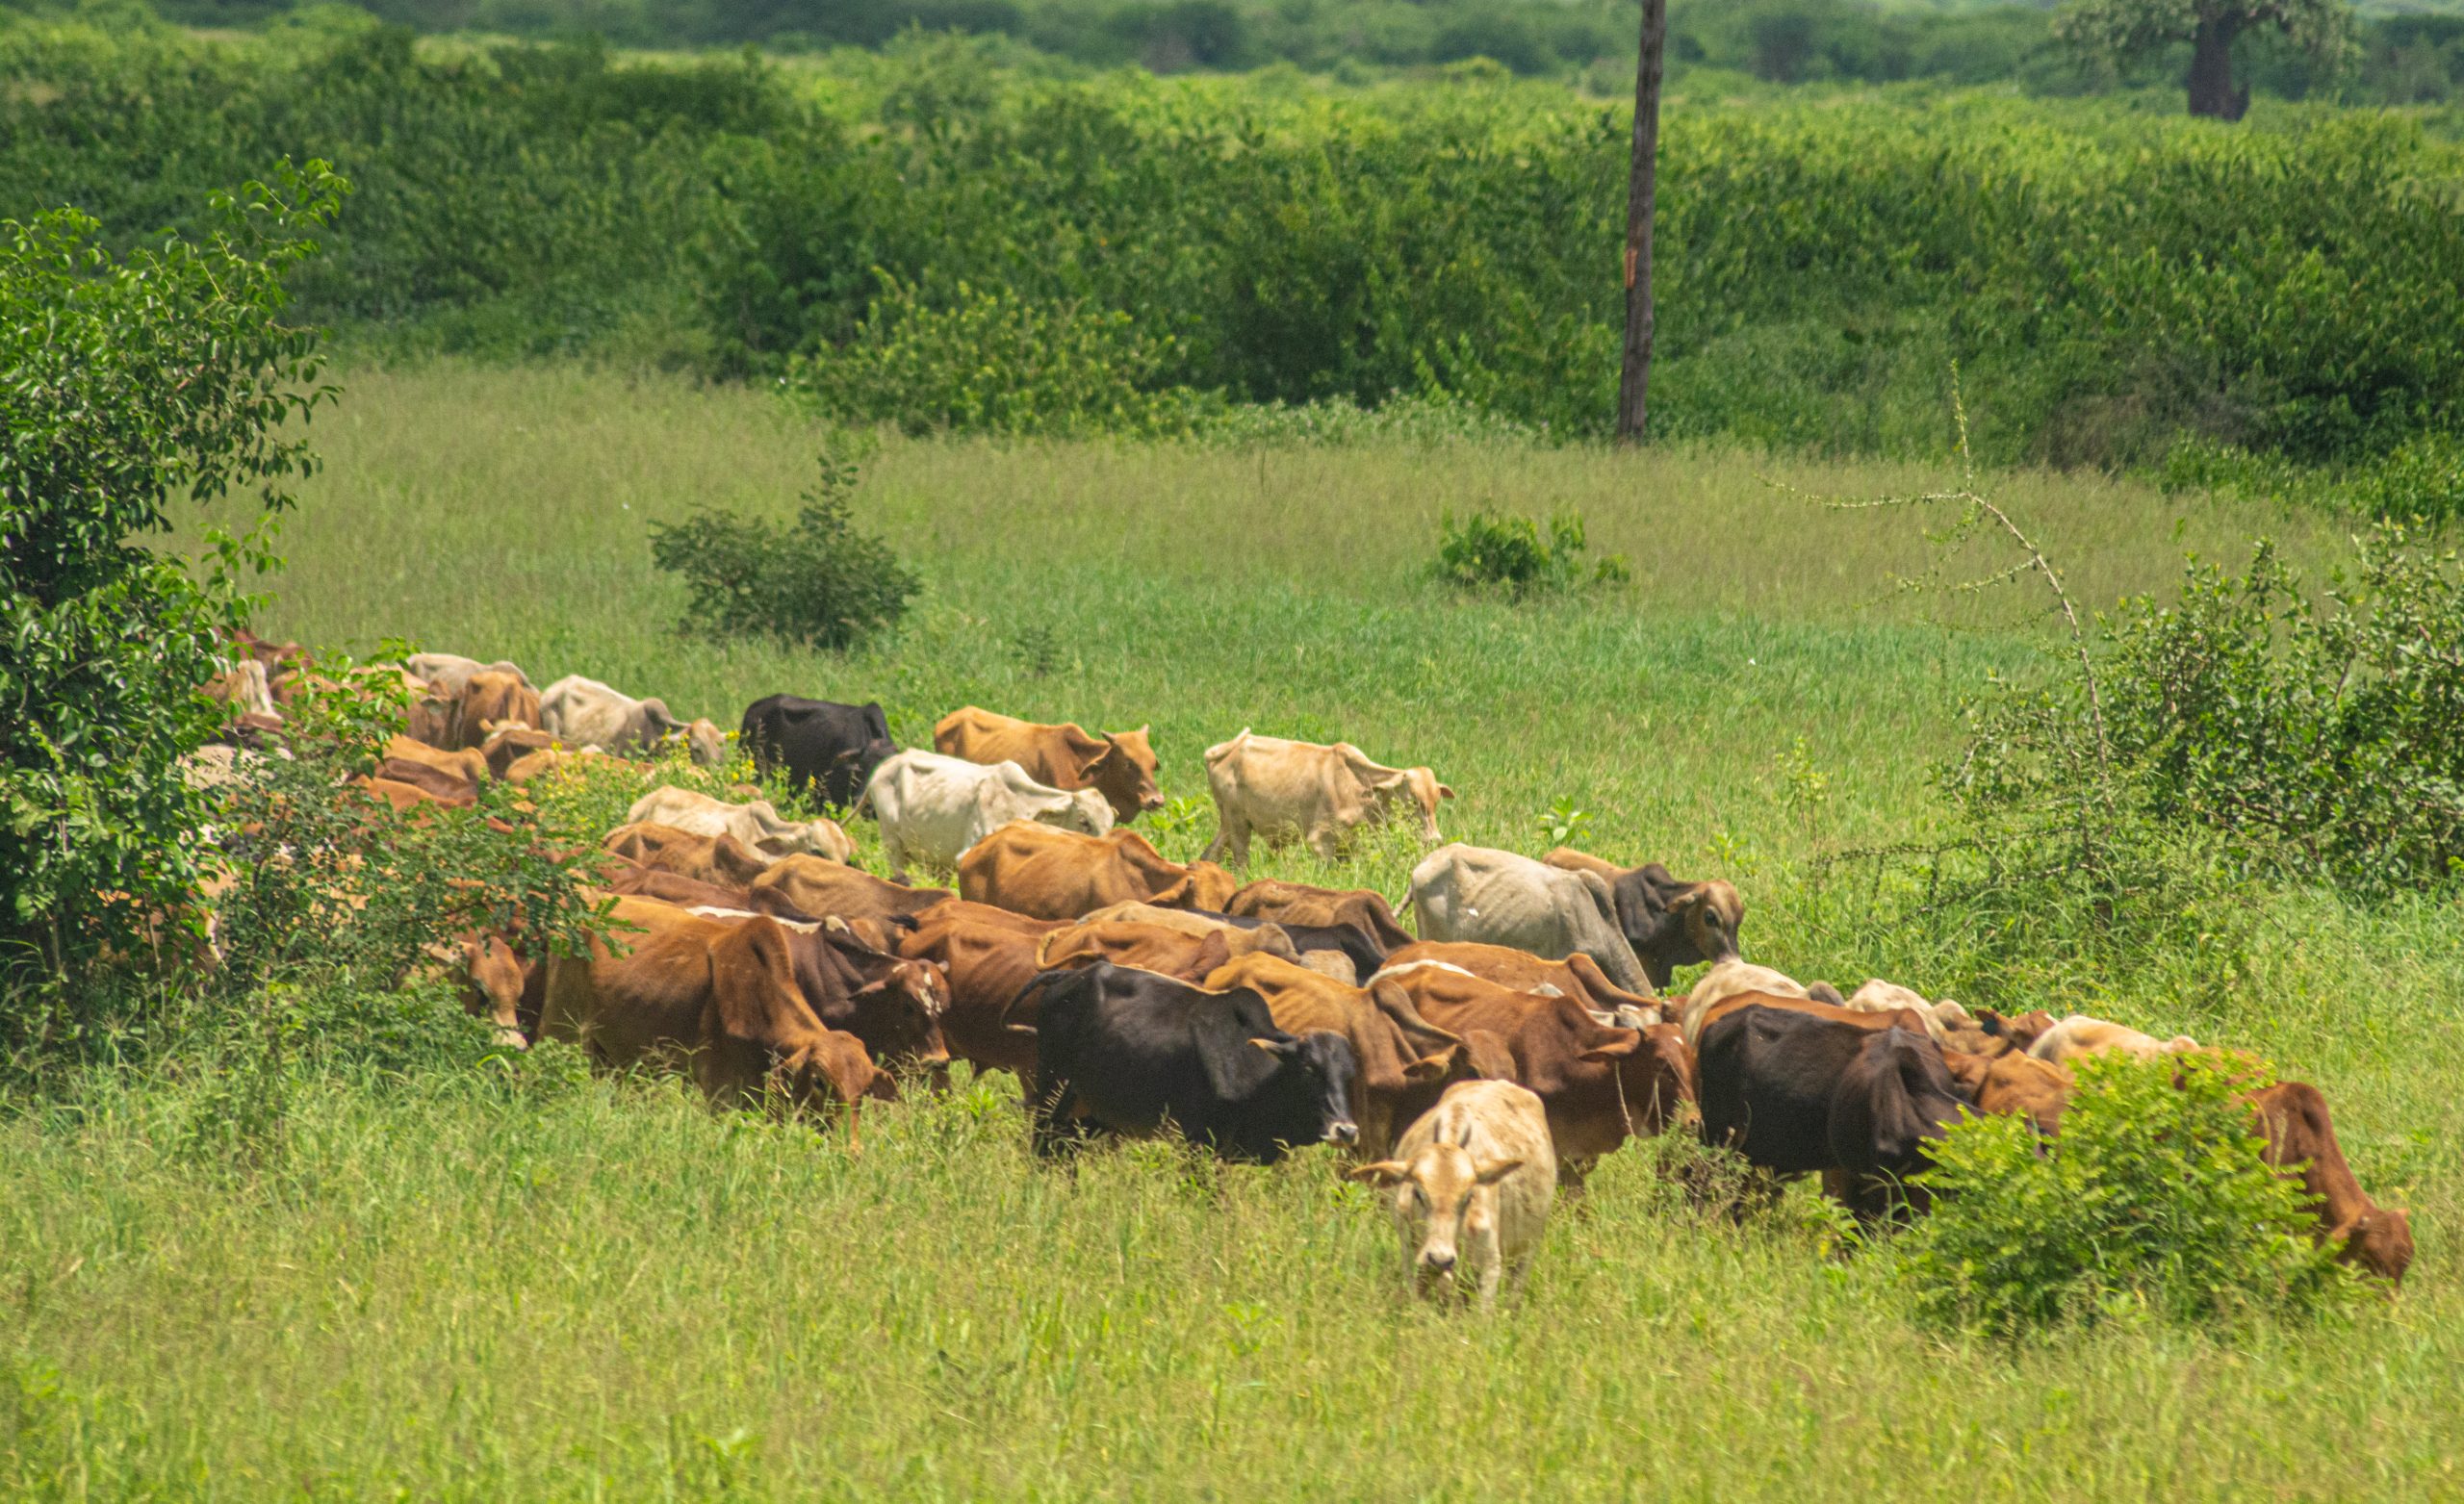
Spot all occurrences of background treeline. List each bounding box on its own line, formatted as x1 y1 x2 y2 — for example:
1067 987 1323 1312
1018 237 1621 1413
43 0 2464 106
6 19 2462 474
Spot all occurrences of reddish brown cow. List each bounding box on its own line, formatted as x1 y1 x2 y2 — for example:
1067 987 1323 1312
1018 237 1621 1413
893 914 1053 1080
1199 952 1463 1157
1383 941 1659 1020
2248 1081 2414 1286
957 823 1237 920
1222 879 1414 953
1940 1048 2073 1134
603 824 774 888
935 705 1163 824
542 906 887 1138
1379 964 1695 1179
750 856 953 927
1038 924 1242 981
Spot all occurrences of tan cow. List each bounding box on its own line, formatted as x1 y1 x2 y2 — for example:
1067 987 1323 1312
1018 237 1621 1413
385 736 491 786
539 904 886 1138
956 822 1236 920
626 787 853 864
1199 952 1463 1159
934 705 1162 824
206 658 278 721
1199 729 1451 864
1384 940 1659 1024
1939 1048 2074 1135
1354 1080 1556 1311
2026 1014 2199 1065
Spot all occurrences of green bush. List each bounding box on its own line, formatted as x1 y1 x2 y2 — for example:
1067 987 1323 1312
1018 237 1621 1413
648 452 921 650
0 161 340 990
1434 506 1629 597
1901 1054 2358 1336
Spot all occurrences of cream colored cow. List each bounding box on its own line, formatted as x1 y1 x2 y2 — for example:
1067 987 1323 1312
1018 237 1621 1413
1353 1080 1556 1312
1201 729 1453 864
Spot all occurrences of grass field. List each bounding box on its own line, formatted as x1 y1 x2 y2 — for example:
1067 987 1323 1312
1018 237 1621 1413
7 362 2462 1500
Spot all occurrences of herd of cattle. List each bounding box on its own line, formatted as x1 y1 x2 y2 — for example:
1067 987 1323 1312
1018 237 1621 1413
198 637 2417 1305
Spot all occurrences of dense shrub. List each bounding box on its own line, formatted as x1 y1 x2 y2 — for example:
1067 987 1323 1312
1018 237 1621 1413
0 162 338 986
1434 507 1629 597
1901 1055 2356 1335
648 453 921 650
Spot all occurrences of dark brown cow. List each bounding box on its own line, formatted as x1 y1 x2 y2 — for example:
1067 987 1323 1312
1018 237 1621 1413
540 906 887 1139
2248 1081 2414 1286
957 823 1236 921
1383 941 1659 1020
1222 879 1413 953
934 704 1163 824
1379 963 1694 1179
751 855 954 926
1541 848 1744 991
603 824 773 888
775 919 951 1070
1198 952 1462 1158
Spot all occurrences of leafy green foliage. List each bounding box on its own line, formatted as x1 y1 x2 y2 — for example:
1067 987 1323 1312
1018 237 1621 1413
1901 1054 2357 1335
1435 507 1629 597
0 161 342 981
648 452 921 650
1535 795 1595 849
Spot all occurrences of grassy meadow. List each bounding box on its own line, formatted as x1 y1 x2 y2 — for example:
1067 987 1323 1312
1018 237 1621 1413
8 361 2464 1499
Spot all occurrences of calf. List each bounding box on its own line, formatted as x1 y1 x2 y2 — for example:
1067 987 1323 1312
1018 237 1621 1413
1199 729 1451 864
2248 1081 2414 1286
957 822 1236 920
867 750 1114 880
741 694 896 807
1541 848 1742 991
627 787 852 864
1354 1081 1555 1311
1021 962 1358 1163
1939 1048 2074 1135
1408 844 1652 995
935 705 1162 824
1697 1005 1970 1220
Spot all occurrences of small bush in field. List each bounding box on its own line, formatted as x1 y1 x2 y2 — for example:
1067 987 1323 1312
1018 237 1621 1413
1899 1054 2357 1336
1433 507 1628 598
649 451 919 650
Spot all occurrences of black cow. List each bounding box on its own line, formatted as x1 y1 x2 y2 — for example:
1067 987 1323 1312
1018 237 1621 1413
1697 1005 1970 1219
1020 962 1359 1163
740 695 897 809
1200 911 1388 983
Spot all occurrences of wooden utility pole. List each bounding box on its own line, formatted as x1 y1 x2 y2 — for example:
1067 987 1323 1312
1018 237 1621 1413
1616 0 1668 444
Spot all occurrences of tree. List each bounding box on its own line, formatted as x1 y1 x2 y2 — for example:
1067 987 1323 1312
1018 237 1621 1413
1615 0 1668 443
2056 0 2356 119
0 162 346 984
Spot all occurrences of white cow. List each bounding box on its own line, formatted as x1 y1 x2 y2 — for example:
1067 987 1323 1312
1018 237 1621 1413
1676 957 1827 1047
1842 979 1967 1046
625 787 853 865
1406 844 1651 994
864 751 1113 881
1353 1080 1556 1312
406 652 533 697
1200 729 1454 864
2028 1014 2199 1065
542 675 727 766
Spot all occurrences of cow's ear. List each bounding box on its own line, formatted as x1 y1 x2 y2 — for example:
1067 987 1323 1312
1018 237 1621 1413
1401 1056 1450 1083
1471 1157 1524 1185
1437 784 1456 800
1348 1160 1409 1186
1579 1033 1645 1062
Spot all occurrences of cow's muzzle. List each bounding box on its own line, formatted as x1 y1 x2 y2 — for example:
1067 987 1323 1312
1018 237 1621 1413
1323 1119 1359 1146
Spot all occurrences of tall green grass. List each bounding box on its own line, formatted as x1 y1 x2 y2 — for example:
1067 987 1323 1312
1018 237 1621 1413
9 361 2457 1499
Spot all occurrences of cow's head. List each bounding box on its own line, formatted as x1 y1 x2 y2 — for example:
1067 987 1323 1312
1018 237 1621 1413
1085 727 1163 822
1352 1116 1524 1296
1268 1029 1359 1147
683 718 728 768
849 959 953 1069
1045 787 1116 837
2337 1206 2416 1287
1364 763 1455 846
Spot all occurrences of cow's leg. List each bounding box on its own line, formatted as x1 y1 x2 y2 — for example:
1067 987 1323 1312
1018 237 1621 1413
1202 813 1246 867
1305 821 1344 863
1476 1260 1502 1313
1030 1074 1081 1159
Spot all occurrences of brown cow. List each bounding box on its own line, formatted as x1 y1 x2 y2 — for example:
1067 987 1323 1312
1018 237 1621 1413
1379 963 1695 1179
1541 848 1744 991
956 823 1236 920
540 906 887 1137
607 864 770 915
1383 941 1660 1022
1222 879 1414 953
412 670 541 752
377 756 481 803
1199 952 1463 1158
894 914 1054 1081
2248 1081 2414 1286
357 775 474 814
1940 1048 2073 1134
481 725 560 777
386 736 491 785
1036 923 1243 981
769 917 950 1070
603 824 774 889
934 705 1163 824
750 855 954 927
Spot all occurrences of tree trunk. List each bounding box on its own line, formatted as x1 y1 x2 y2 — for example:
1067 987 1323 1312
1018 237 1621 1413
1615 0 1669 444
2186 13 2249 121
